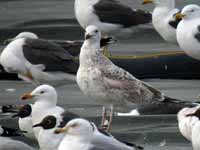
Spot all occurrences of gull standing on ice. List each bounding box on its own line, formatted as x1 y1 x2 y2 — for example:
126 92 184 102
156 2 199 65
55 118 143 150
77 25 198 130
0 32 79 86
176 4 200 60
142 0 181 43
74 0 152 36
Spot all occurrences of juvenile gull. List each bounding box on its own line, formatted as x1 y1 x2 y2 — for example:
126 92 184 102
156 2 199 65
142 0 181 43
77 25 198 130
0 137 34 150
74 0 152 36
176 4 200 60
55 118 143 150
0 32 79 85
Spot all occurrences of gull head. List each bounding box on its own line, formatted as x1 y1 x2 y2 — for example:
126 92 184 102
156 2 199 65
54 118 94 137
4 32 39 44
33 115 57 130
15 32 38 40
142 0 175 8
21 84 58 104
12 104 32 118
176 4 200 20
85 25 101 42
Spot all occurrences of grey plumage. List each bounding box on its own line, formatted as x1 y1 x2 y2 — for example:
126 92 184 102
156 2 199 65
23 38 78 74
0 137 34 150
94 0 152 27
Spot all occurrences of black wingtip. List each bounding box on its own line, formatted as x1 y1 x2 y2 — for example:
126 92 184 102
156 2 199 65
1 126 26 137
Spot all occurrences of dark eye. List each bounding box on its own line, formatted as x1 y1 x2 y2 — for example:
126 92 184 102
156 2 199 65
95 30 98 33
71 123 78 128
40 91 45 94
191 9 194 12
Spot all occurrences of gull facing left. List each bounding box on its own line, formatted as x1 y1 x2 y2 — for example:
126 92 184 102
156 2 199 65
55 118 143 150
77 25 198 130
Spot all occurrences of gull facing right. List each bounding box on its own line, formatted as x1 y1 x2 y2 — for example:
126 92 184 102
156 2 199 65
77 25 198 130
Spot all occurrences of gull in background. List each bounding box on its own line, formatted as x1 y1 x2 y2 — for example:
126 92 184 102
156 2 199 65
176 4 200 60
77 25 198 131
0 32 80 86
74 0 152 36
142 0 181 43
3 32 116 57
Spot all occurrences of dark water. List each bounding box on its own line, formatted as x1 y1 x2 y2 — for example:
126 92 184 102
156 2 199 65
1 0 200 149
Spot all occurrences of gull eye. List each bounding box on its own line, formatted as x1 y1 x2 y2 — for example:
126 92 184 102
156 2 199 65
191 9 194 12
95 30 98 33
40 91 45 94
71 123 78 128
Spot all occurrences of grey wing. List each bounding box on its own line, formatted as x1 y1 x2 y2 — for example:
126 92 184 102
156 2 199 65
194 25 200 42
23 39 78 74
94 0 151 27
101 63 164 102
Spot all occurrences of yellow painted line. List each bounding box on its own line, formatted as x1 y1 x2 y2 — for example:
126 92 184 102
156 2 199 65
75 51 185 60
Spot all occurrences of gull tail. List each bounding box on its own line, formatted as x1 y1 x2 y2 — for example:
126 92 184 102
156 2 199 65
161 96 199 113
137 97 199 115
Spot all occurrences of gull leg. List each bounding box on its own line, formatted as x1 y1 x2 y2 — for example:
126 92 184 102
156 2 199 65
106 105 113 132
101 106 107 129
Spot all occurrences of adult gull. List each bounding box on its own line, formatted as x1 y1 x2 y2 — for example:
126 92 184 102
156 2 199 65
74 0 152 36
176 4 200 60
55 118 143 150
142 0 181 43
0 33 79 85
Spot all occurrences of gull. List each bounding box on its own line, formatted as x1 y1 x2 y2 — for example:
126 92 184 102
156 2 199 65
176 4 200 60
20 85 64 139
0 137 34 150
4 32 115 57
0 32 79 86
55 118 143 150
77 25 198 130
184 107 200 150
74 0 152 35
32 112 78 150
21 84 65 139
177 106 199 141
142 0 181 43
12 104 36 140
